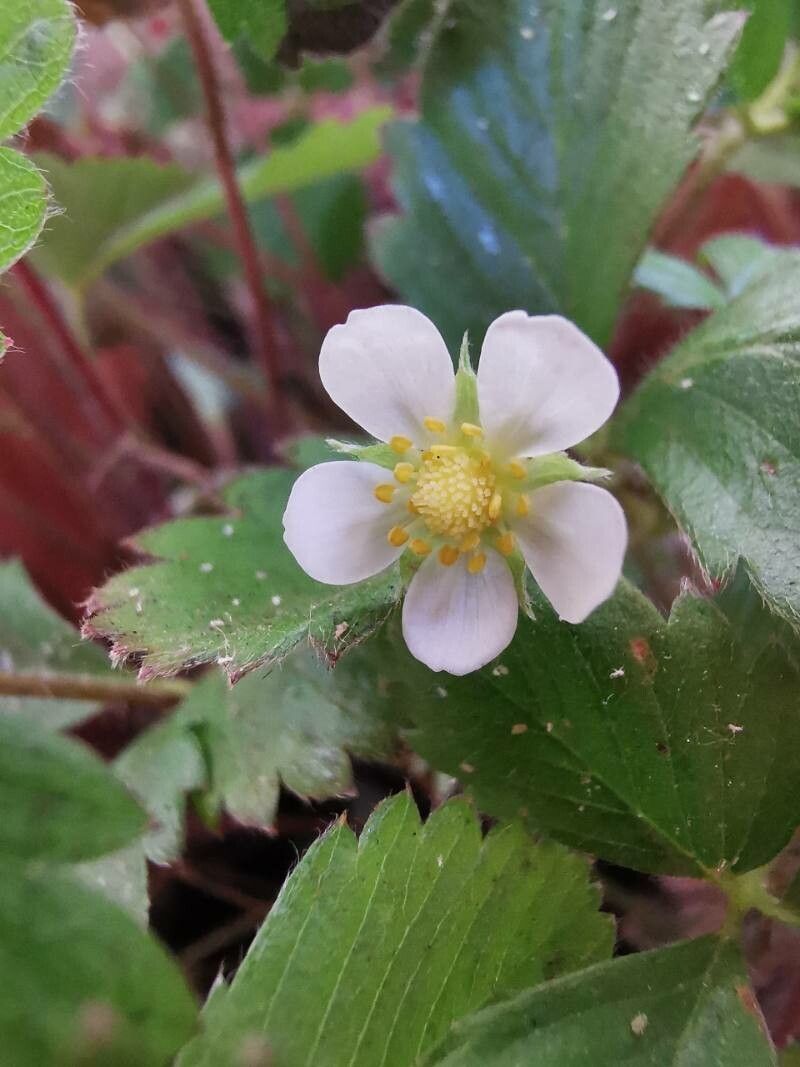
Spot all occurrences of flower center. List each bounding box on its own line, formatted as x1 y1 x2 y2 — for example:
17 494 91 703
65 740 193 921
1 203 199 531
411 447 497 541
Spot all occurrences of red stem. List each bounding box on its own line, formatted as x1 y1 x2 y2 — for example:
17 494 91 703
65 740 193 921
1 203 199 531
11 260 130 433
177 0 285 415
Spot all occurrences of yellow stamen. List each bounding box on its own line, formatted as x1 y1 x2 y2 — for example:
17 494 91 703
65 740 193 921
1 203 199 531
516 494 530 517
438 545 460 566
460 422 483 438
388 525 409 547
488 492 503 520
394 462 415 484
374 483 396 504
409 538 432 556
407 500 419 515
496 531 515 556
390 435 413 455
460 532 481 552
430 444 459 455
424 416 447 434
467 553 487 575
508 460 526 480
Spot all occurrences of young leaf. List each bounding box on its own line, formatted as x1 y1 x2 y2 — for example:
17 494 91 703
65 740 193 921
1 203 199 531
700 233 781 298
728 0 793 102
337 576 800 877
85 469 406 680
176 793 612 1067
616 249 800 626
0 864 196 1067
634 248 726 311
207 0 287 59
0 715 146 862
0 0 76 271
425 936 775 1066
372 0 744 349
0 559 121 729
0 0 76 141
118 656 397 860
33 108 391 288
0 148 48 273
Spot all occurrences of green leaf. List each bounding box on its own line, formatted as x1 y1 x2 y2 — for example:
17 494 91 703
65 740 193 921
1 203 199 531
616 249 800 625
729 0 793 101
699 233 781 297
33 107 391 288
294 173 366 279
0 714 146 862
0 559 120 728
176 793 612 1067
425 936 775 1066
208 0 287 59
118 657 396 859
0 863 196 1067
634 248 726 310
337 576 800 877
85 468 405 680
0 0 76 140
0 147 48 273
372 1 744 350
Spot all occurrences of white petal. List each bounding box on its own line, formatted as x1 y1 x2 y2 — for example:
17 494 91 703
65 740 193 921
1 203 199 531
401 550 518 675
319 305 456 443
477 312 619 457
283 461 404 585
514 482 627 624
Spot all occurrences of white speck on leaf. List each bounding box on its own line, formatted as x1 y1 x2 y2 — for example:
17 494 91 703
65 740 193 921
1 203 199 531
222 523 235 537
680 377 694 390
255 570 267 580
128 587 140 598
601 7 617 21
492 663 510 677
334 621 349 639
231 597 241 607
199 562 214 573
630 1013 648 1036
271 595 282 607
728 723 744 735
610 666 625 678
435 686 448 699
511 723 528 735
460 762 475 774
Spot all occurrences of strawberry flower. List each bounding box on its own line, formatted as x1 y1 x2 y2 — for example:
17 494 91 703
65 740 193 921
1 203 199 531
283 306 627 675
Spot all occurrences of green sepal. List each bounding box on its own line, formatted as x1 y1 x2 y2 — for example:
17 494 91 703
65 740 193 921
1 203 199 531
326 438 397 470
453 332 479 426
507 550 535 621
525 453 611 492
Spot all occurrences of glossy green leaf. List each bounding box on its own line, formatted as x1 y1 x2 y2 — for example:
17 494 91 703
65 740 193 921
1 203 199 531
0 147 48 273
0 714 146 862
372 0 744 349
729 0 792 101
85 468 405 680
426 936 775 1066
0 0 76 140
73 845 150 924
177 793 612 1067
208 0 287 59
0 559 120 728
118 657 396 860
33 107 391 288
0 863 196 1067
616 249 800 625
338 576 800 877
634 248 726 310
699 233 781 297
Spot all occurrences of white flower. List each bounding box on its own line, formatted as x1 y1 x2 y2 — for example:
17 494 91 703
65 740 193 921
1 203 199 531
283 306 627 676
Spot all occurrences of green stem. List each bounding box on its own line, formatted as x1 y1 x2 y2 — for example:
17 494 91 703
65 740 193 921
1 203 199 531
717 866 800 933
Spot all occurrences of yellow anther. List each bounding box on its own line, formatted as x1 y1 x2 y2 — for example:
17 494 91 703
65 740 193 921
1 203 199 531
460 422 483 438
390 435 413 455
407 500 420 515
460 532 481 552
496 531 515 556
467 552 487 575
374 483 396 504
424 416 447 434
508 460 526 480
438 545 460 566
409 538 432 556
516 494 530 518
488 492 503 520
430 444 459 455
388 525 410 547
394 462 415 484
